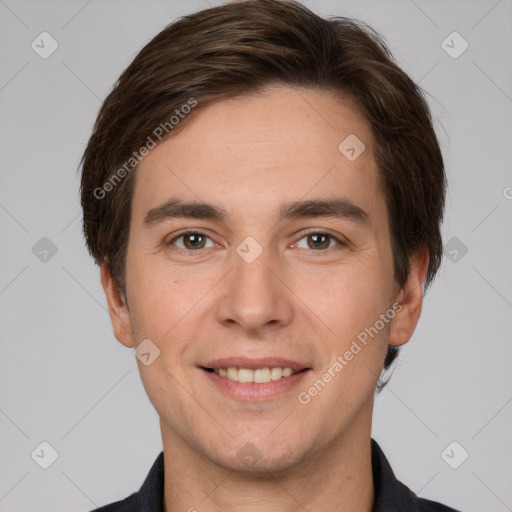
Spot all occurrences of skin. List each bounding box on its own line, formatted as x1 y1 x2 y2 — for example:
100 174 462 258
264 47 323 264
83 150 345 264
101 84 429 512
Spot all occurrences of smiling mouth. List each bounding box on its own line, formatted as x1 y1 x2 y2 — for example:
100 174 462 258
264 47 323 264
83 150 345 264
202 367 308 384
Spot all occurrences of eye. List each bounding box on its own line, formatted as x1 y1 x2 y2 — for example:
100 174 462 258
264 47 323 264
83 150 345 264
293 232 343 251
166 230 344 254
168 231 216 251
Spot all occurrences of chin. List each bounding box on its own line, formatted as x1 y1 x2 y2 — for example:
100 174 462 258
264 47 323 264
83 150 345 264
217 449 305 475
204 435 309 475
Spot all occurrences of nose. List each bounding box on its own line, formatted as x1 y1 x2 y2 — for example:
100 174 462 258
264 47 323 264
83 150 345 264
214 241 295 335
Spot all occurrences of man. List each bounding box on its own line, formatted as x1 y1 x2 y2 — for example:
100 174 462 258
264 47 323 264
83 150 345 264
80 0 459 510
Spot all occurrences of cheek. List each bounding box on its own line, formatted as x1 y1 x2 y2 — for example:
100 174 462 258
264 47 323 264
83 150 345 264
126 253 191 334
130 280 178 339
300 265 392 400
126 256 220 370
299 260 390 341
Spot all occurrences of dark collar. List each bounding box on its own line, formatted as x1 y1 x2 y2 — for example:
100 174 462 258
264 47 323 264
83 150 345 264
92 439 458 511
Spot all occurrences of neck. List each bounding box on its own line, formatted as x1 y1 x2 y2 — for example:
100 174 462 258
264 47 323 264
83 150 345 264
161 405 374 512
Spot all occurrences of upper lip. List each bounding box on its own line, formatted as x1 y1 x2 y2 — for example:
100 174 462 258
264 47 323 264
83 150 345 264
201 357 310 372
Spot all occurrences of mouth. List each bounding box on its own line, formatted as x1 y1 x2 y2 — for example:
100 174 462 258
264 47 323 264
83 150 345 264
199 358 311 401
202 366 307 383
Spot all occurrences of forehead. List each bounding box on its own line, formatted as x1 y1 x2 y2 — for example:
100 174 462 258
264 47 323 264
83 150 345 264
132 85 382 223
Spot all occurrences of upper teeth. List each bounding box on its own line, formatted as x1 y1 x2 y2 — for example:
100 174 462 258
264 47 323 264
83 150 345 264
214 367 297 383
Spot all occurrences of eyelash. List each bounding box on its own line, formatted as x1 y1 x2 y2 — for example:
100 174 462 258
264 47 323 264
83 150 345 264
166 229 345 256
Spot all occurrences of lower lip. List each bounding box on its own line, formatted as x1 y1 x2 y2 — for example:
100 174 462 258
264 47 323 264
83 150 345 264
201 368 310 401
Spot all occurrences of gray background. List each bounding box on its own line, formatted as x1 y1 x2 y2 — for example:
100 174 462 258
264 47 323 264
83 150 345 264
1 0 511 510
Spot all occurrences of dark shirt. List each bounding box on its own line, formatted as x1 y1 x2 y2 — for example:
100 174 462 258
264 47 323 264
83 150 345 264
91 439 460 511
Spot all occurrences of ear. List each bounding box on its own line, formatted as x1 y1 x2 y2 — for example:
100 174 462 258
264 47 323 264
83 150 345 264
389 247 429 347
100 262 135 348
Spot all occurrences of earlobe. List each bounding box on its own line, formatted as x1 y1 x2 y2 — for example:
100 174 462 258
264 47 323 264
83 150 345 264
100 262 135 348
388 247 429 347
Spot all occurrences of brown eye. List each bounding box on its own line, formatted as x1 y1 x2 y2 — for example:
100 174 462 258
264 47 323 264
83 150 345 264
293 232 342 251
182 233 206 249
307 233 332 250
169 232 214 251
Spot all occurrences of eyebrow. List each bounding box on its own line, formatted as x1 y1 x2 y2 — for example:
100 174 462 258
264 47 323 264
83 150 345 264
143 197 370 227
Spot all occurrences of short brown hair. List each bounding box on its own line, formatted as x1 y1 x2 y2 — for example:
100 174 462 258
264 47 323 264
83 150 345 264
80 0 446 374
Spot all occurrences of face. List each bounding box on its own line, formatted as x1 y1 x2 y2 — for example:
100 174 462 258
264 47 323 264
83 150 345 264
102 85 426 473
